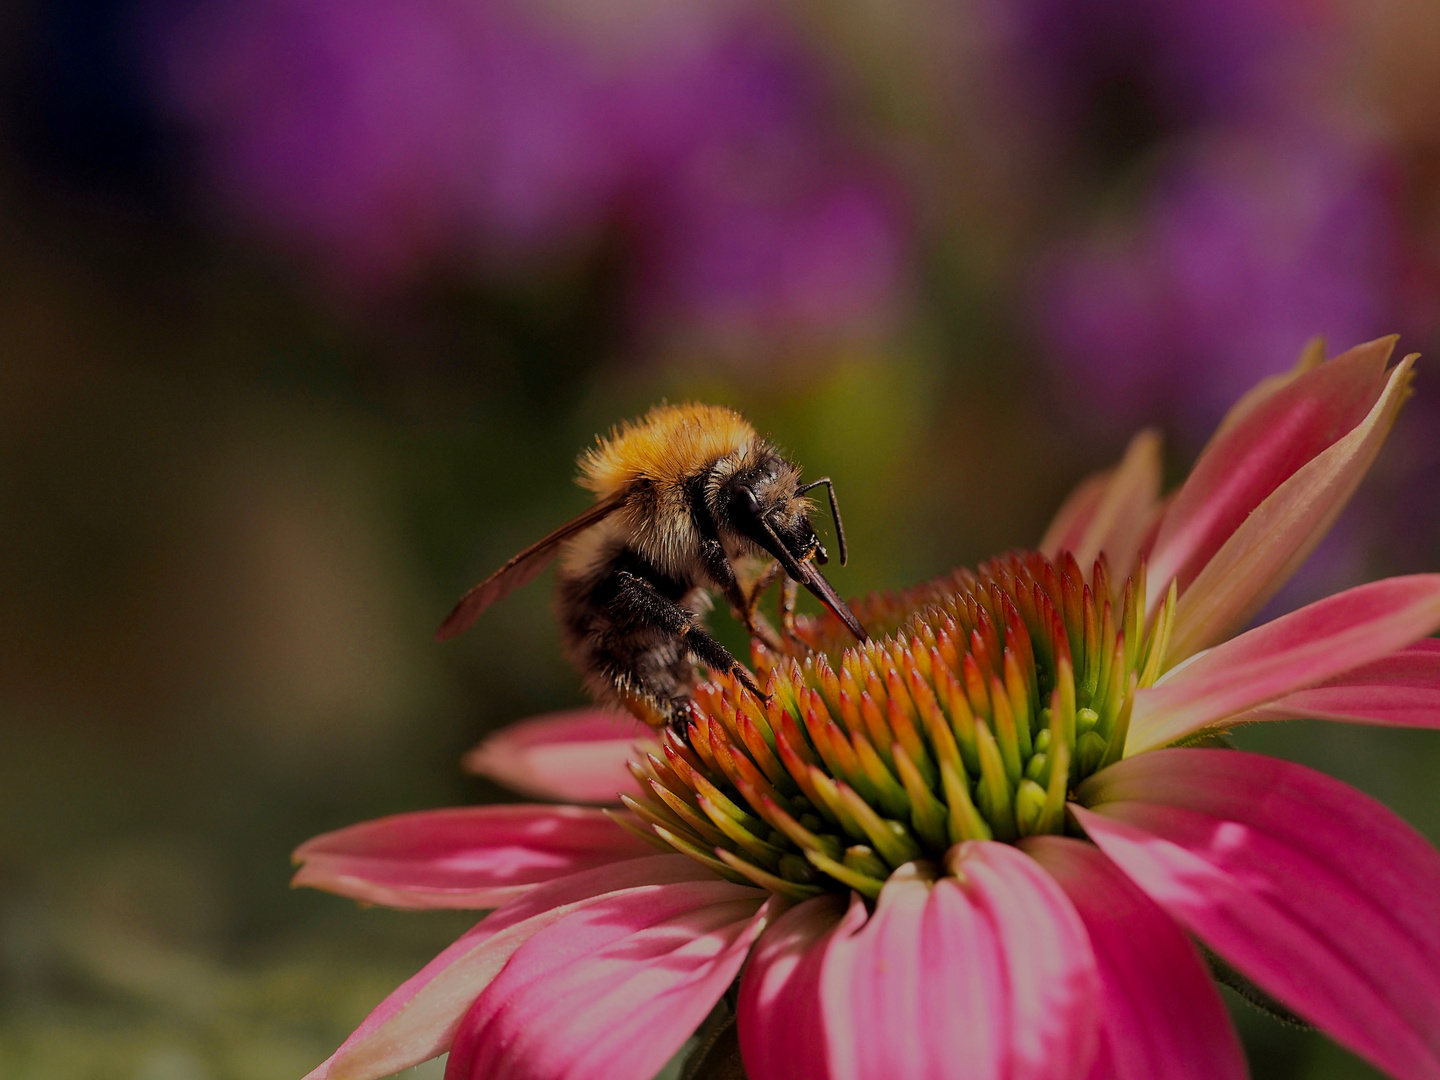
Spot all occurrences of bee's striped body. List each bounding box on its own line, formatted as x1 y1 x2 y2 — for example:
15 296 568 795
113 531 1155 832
438 403 864 727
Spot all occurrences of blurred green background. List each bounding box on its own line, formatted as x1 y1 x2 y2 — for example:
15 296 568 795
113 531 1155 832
1 0 1438 1076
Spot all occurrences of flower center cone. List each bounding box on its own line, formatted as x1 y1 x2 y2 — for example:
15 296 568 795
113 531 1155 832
619 548 1177 899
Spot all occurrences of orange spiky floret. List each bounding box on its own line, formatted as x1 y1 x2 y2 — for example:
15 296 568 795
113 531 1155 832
618 549 1173 896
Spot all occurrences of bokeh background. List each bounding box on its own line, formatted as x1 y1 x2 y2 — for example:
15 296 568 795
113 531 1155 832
2 0 1439 1076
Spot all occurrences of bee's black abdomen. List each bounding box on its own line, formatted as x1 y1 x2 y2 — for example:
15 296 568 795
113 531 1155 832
557 546 699 726
557 544 747 728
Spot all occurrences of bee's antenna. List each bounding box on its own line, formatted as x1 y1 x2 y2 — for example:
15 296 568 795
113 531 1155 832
798 477 849 566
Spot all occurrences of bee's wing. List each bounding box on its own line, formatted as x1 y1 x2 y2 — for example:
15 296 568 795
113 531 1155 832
435 491 627 641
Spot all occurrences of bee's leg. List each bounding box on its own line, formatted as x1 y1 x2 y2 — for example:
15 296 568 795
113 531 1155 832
777 576 799 640
683 625 768 702
612 676 687 731
743 562 787 653
744 561 785 624
697 539 750 619
698 540 782 649
614 570 768 704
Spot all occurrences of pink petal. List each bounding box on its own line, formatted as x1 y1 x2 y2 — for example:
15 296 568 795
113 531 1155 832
1205 335 1326 443
737 893 855 1080
1228 638 1440 727
821 849 1100 1080
292 805 656 910
1168 354 1417 659
1041 430 1163 580
462 709 649 803
953 844 1103 1080
1128 575 1440 753
821 866 989 1080
304 854 716 1080
1075 748 1440 1080
1083 1042 1119 1080
1146 336 1396 611
446 879 770 1080
1021 836 1245 1080
1040 472 1109 564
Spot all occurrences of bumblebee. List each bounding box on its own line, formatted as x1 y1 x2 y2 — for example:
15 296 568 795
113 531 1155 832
436 403 867 726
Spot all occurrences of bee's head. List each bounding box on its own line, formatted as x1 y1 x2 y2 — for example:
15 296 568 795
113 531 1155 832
714 447 866 641
724 452 819 554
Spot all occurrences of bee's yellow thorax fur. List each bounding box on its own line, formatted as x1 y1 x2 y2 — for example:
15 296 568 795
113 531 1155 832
578 403 755 496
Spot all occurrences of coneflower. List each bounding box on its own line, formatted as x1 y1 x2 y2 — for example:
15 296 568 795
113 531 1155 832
296 337 1440 1080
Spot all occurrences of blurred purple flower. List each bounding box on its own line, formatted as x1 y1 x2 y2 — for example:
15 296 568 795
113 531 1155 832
1035 127 1402 438
614 31 905 339
154 0 621 283
1000 0 1405 443
995 0 1327 148
147 0 906 338
641 176 902 339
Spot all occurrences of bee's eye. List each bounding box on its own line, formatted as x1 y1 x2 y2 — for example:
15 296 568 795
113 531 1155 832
736 487 761 516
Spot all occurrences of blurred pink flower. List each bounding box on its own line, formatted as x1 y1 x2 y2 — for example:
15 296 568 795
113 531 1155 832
1036 127 1402 438
295 337 1440 1079
147 0 906 338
